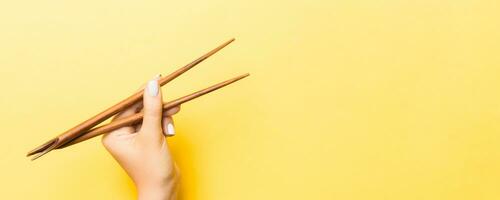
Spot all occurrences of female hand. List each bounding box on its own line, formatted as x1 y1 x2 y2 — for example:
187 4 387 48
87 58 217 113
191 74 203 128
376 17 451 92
102 76 180 200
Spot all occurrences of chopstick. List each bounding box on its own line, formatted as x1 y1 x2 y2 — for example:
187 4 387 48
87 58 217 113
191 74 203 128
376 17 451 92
27 39 236 160
60 73 249 148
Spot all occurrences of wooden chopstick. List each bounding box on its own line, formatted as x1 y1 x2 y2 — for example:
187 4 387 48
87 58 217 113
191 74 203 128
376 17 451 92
27 39 235 160
60 73 249 148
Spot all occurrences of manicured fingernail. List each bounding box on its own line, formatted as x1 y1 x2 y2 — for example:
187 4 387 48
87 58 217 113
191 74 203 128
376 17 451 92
167 123 175 136
147 75 160 96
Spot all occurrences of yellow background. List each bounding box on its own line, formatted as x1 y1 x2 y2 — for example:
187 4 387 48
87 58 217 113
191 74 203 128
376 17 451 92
1 0 499 199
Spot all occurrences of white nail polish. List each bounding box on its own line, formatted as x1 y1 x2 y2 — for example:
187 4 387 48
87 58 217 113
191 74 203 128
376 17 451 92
147 78 159 96
167 123 175 136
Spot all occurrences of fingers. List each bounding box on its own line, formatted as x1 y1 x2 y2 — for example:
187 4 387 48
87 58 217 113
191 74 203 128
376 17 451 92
162 116 175 136
162 106 180 136
113 101 143 121
106 101 143 136
107 82 146 134
140 75 163 139
135 106 180 135
101 100 143 148
165 106 180 116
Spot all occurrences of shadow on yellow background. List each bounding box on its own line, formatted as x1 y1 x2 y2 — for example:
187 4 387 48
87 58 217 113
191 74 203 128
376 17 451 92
1 0 499 199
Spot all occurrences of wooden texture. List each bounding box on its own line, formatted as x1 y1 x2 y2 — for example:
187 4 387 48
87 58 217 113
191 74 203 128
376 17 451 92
61 73 249 147
27 38 236 160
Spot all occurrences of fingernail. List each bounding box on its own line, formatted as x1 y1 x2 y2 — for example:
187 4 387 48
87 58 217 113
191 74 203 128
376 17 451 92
147 75 160 96
167 123 175 136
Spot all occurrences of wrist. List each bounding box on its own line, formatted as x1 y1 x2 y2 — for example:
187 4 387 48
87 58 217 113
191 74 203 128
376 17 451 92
137 185 172 200
136 176 179 200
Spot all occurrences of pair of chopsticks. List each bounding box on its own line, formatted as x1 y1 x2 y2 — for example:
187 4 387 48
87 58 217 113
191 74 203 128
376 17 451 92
27 38 249 160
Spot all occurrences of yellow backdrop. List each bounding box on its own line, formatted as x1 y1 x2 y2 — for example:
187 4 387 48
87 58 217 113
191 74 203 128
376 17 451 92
1 0 499 199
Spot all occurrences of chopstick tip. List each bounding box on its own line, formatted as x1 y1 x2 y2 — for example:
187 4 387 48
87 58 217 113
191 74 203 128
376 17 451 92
226 73 250 83
223 38 235 46
238 73 250 79
26 138 59 161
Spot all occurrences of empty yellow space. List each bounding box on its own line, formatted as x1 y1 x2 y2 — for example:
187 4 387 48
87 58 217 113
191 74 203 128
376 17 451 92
0 0 499 199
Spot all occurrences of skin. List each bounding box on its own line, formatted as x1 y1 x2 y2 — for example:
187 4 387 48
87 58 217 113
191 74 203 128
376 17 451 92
102 76 180 200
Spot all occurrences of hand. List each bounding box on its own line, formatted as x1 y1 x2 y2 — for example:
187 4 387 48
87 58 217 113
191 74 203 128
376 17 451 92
102 76 180 200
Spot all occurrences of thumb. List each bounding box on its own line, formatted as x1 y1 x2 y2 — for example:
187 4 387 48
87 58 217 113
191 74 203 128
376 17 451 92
140 75 163 138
